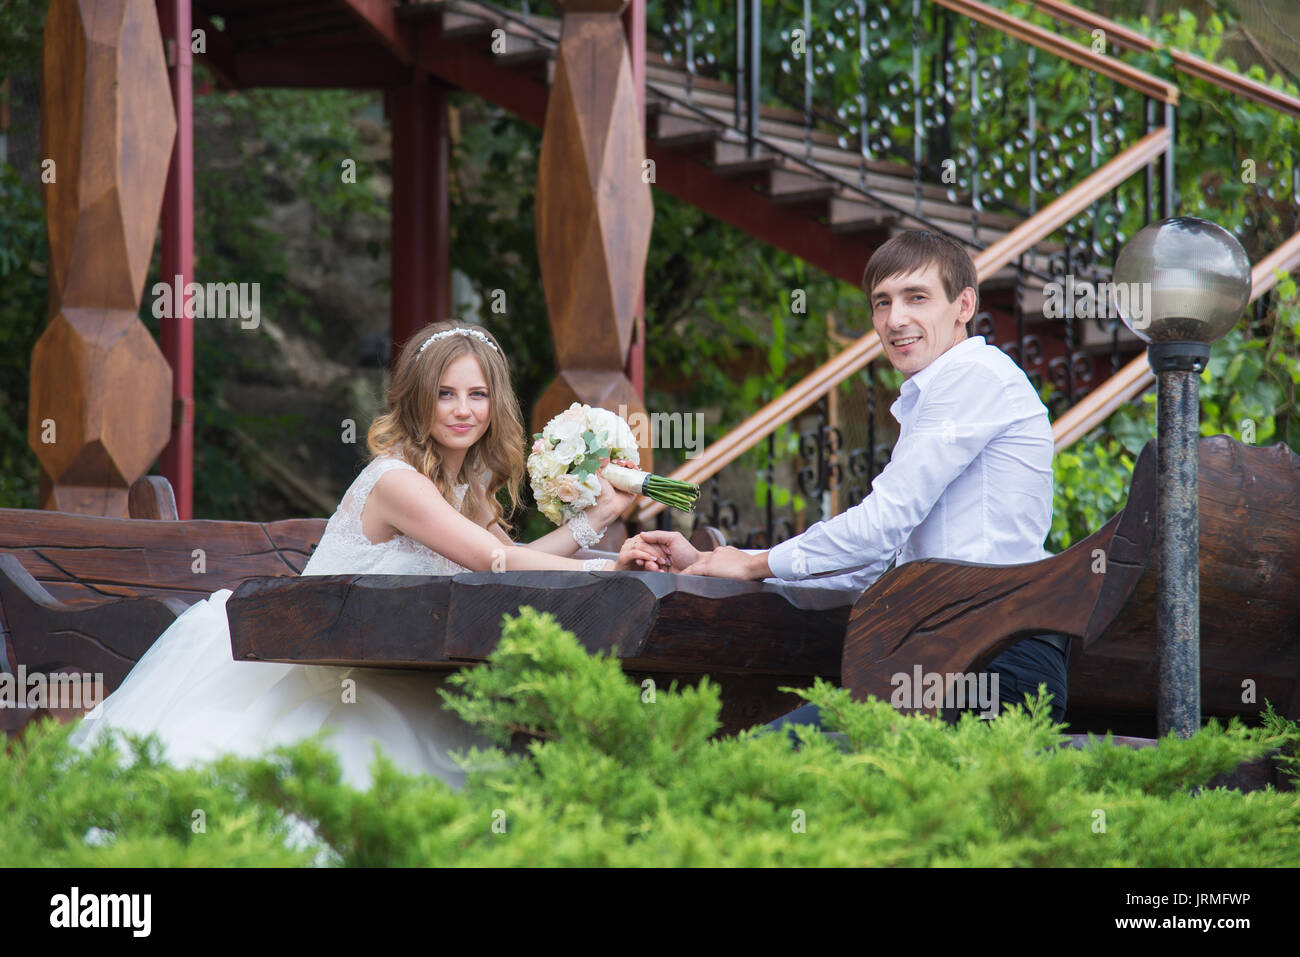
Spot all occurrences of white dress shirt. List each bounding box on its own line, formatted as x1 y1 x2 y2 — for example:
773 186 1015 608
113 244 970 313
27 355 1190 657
762 335 1053 596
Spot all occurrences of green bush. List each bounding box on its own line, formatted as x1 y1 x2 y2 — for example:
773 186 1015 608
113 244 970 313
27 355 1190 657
4 606 1298 866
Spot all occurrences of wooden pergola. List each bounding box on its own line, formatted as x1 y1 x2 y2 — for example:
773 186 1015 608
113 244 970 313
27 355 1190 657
30 0 652 519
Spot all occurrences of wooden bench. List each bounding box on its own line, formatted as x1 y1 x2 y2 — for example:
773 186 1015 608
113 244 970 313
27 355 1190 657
217 436 1300 745
0 489 758 734
842 435 1300 737
3 436 1296 773
0 477 326 735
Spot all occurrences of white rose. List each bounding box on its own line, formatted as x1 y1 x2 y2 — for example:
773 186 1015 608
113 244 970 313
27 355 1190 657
547 414 585 446
550 434 585 466
587 408 640 465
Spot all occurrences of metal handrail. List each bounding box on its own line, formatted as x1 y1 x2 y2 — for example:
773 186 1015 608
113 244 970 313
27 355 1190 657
1030 0 1300 118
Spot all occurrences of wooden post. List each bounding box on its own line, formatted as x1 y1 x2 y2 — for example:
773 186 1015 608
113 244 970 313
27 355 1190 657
535 0 654 471
30 0 176 516
388 73 450 361
157 0 194 519
622 0 646 401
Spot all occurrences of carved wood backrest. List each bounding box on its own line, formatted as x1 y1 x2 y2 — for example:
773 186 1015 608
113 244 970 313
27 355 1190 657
0 506 325 608
841 435 1300 725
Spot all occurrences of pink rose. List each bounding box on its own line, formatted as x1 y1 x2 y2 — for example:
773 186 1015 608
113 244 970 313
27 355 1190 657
554 473 583 504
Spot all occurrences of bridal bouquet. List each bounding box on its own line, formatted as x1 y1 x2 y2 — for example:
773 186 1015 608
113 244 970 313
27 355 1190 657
529 403 700 525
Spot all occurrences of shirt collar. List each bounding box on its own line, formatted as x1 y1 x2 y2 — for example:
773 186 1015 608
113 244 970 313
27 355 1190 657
899 335 986 399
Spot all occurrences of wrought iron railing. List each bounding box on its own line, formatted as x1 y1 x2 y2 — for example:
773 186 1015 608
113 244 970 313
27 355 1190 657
445 0 1300 545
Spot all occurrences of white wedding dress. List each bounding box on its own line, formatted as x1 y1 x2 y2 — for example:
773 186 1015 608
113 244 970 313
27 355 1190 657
69 453 497 792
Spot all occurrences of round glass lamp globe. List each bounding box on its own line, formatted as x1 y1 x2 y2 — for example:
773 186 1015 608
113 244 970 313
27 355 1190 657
1111 217 1251 344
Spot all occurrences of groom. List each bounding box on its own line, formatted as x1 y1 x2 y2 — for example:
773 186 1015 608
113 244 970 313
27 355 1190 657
641 229 1069 727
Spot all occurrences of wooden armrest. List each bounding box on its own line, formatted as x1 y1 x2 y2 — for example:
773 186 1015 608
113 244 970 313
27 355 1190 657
128 475 179 520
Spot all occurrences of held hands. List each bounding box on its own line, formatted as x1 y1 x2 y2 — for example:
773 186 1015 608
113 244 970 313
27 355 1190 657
637 531 770 580
614 534 671 572
635 530 699 573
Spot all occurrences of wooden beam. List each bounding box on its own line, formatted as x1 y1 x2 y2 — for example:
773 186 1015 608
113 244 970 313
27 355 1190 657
221 2 348 38
225 571 851 677
193 12 239 88
232 45 408 88
388 75 451 358
413 18 549 125
335 0 412 65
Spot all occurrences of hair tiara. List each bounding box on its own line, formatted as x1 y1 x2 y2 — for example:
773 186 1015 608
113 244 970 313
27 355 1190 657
418 327 499 355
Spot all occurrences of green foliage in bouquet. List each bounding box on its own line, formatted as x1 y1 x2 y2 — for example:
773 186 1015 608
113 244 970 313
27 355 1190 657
4 608 1299 867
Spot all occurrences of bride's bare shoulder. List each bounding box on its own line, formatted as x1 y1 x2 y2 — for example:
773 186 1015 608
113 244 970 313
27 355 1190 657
371 461 439 500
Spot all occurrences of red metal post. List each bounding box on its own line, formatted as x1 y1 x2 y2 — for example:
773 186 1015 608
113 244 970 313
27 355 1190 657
157 0 194 518
388 73 450 362
622 0 646 400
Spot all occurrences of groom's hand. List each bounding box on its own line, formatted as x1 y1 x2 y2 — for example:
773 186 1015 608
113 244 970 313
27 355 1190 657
680 545 771 580
638 530 699 573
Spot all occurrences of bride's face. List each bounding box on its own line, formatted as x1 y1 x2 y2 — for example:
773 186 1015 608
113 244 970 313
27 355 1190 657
430 353 491 453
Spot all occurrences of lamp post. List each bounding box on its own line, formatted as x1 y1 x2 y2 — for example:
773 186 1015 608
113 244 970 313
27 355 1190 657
1111 217 1252 739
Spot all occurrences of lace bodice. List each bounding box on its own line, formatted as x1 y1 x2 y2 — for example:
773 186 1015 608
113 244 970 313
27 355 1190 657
301 455 472 577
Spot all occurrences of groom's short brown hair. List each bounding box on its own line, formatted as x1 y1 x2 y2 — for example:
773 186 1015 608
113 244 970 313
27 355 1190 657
861 231 980 329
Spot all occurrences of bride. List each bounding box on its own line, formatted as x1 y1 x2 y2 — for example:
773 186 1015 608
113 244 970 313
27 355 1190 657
69 321 668 791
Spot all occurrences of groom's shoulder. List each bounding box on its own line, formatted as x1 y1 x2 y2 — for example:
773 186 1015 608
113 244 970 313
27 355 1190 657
930 338 1048 416
935 338 1034 390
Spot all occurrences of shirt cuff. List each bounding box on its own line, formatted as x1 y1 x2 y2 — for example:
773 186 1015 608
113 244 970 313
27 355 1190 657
765 537 807 580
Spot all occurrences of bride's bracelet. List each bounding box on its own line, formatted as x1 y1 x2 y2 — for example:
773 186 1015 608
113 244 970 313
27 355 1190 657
582 558 613 572
568 510 605 550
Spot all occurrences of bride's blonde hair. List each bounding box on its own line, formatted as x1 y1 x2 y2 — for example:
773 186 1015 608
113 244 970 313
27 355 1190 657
367 321 525 533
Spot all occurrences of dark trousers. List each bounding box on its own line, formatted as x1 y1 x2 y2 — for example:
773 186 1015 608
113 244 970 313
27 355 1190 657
765 634 1071 741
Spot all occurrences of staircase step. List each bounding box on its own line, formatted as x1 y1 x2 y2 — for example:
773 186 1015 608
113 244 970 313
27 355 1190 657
650 89 967 201
652 110 721 148
828 196 898 231
495 39 552 68
436 4 563 48
767 169 839 205
711 140 778 176
835 187 1024 236
437 10 494 38
646 62 811 128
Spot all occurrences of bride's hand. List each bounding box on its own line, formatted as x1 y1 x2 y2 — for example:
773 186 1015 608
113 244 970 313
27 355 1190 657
593 458 638 525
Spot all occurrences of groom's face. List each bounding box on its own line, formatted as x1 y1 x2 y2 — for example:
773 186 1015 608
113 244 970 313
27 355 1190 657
869 262 975 378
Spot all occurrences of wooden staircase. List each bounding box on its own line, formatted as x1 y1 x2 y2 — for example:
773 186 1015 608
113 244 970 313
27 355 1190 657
415 0 1146 407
